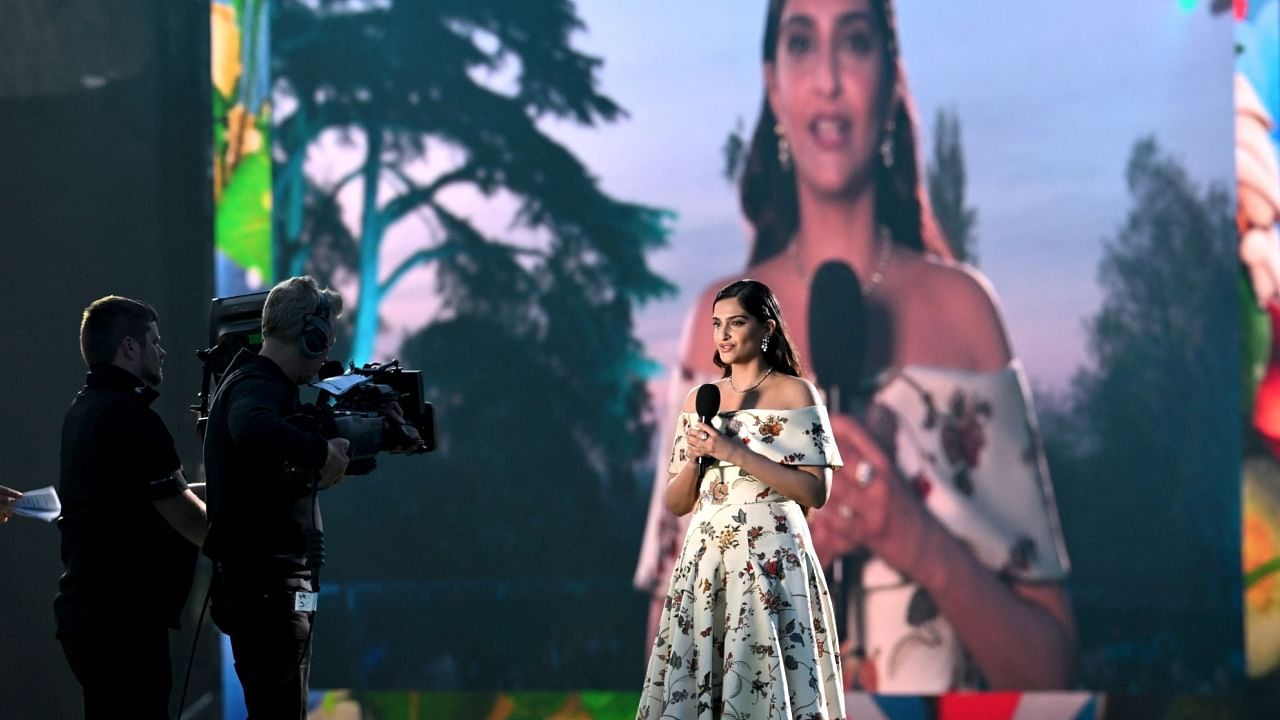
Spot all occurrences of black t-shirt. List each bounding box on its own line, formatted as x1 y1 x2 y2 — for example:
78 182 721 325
54 365 195 636
202 350 329 578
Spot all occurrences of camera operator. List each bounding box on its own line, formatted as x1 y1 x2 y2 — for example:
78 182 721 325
55 296 207 719
202 276 351 718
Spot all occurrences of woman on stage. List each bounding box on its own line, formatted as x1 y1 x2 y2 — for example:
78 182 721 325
636 279 846 720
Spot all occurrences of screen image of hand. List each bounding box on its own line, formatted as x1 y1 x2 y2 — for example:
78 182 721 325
808 412 939 577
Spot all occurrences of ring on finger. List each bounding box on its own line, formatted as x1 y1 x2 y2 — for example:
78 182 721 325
854 460 875 488
701 431 710 441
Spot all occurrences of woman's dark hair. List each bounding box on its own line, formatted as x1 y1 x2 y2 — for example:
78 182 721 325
711 279 804 378
740 0 950 265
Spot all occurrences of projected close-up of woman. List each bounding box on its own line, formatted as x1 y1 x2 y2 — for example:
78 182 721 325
638 0 1075 696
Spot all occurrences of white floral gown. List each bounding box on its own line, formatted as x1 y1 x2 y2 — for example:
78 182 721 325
637 406 846 720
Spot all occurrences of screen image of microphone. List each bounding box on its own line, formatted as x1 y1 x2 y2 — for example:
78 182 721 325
808 260 870 652
808 261 866 414
695 383 721 480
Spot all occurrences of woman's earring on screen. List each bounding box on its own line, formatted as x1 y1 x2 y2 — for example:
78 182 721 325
879 114 896 169
775 123 792 172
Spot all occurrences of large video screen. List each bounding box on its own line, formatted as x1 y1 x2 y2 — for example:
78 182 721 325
214 0 1244 716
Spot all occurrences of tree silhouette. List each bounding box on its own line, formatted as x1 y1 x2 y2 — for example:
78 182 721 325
273 0 673 363
1044 137 1238 691
926 107 978 264
273 0 675 691
722 117 747 183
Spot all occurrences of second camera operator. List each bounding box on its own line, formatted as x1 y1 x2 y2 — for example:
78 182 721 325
201 276 351 718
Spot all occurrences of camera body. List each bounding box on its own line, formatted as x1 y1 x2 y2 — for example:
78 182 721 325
192 291 436 476
307 360 436 475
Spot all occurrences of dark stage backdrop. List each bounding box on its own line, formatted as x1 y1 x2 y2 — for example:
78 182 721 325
0 2 216 719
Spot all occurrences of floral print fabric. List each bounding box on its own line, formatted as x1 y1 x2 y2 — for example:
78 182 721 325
852 362 1071 693
637 406 845 720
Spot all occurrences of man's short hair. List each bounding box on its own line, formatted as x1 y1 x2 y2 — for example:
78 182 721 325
261 276 344 343
80 296 158 367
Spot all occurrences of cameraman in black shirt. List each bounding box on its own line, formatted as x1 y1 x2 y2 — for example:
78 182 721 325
56 295 208 719
202 276 350 719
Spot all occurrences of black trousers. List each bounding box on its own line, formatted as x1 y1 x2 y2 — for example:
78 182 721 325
211 564 314 720
59 623 172 719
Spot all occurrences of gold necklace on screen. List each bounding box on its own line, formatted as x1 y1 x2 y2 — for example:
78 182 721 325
790 225 894 297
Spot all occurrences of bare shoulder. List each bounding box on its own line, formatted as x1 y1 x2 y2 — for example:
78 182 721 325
681 378 728 413
680 384 700 413
768 373 823 410
892 253 1012 370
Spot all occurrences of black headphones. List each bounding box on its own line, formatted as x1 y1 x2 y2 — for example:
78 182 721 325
298 292 333 359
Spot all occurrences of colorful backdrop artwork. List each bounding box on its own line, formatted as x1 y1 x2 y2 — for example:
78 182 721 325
1236 0 1280 705
213 0 272 296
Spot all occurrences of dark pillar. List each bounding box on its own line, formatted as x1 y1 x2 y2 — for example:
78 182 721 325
0 1 215 718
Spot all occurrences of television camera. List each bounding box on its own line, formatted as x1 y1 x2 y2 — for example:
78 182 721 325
192 291 436 475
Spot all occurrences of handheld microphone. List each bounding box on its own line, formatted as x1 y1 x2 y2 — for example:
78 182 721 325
808 261 866 413
694 383 721 479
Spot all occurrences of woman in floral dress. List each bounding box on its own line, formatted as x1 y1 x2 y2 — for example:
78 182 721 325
637 279 845 720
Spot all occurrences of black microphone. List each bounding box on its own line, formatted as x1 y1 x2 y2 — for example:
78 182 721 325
808 261 866 413
808 260 870 656
694 383 721 479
